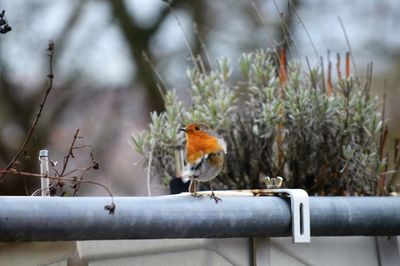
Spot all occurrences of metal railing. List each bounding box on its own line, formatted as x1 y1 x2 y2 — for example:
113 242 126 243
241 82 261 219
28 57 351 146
0 195 399 242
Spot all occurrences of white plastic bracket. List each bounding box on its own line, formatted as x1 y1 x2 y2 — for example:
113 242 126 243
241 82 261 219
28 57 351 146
266 188 310 243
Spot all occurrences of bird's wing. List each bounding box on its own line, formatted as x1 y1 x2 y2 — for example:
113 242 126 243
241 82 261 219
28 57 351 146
182 152 224 183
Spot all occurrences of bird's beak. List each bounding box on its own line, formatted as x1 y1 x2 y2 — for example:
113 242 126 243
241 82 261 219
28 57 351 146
179 127 186 133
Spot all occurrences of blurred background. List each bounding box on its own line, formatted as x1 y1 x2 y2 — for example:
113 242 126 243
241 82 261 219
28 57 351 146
0 0 399 196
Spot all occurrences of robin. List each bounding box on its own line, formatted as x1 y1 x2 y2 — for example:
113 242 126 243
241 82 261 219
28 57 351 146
179 122 227 203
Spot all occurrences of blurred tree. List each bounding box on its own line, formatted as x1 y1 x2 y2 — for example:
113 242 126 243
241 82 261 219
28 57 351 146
0 2 87 194
0 0 217 194
109 0 215 112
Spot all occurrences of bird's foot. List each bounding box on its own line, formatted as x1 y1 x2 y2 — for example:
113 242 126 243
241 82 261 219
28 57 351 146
191 192 204 198
207 191 222 204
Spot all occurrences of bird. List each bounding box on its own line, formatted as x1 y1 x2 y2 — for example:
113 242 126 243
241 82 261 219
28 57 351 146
179 122 227 203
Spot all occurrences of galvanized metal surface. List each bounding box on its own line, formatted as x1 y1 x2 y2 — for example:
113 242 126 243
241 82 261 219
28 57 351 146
0 196 399 242
310 197 400 236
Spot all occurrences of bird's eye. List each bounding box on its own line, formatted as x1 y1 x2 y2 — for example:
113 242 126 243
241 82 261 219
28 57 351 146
195 126 200 131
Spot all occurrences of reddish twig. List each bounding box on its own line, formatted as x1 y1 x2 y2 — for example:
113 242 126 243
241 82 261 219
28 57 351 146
320 56 326 93
336 53 342 80
345 51 350 79
0 40 55 179
278 47 287 88
276 47 286 175
327 61 332 96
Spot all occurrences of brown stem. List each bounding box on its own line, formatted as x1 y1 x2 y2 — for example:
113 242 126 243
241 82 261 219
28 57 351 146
336 53 342 80
345 51 350 79
60 129 80 176
327 61 332 96
279 47 287 88
0 41 55 179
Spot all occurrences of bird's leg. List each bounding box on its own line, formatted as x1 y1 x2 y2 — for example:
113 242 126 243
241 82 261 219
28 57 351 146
208 183 221 203
189 179 202 198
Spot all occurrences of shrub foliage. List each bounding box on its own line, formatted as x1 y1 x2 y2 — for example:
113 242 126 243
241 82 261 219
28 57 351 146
132 49 387 195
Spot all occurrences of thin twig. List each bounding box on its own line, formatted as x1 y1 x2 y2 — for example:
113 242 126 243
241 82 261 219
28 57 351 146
272 0 301 60
193 22 213 70
61 166 91 178
305 56 317 90
71 144 93 150
277 48 286 176
327 60 332 96
338 17 359 77
320 56 326 93
163 1 199 71
196 54 207 75
345 51 350 78
279 47 287 88
288 0 319 59
388 138 400 188
366 61 373 99
379 82 387 159
60 129 80 177
59 129 98 196
336 53 342 80
250 2 281 61
0 169 115 214
0 40 55 179
72 165 92 196
142 51 167 101
146 143 155 196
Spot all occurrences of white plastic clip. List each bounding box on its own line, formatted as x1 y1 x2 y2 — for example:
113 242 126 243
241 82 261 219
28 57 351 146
265 177 310 243
39 150 50 196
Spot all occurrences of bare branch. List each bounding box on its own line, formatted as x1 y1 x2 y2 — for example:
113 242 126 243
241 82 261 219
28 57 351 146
0 40 55 179
60 129 80 177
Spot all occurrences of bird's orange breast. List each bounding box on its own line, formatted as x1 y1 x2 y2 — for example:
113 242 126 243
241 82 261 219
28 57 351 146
186 132 223 163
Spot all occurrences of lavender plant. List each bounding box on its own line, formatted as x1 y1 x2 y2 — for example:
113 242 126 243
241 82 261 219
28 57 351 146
132 49 390 195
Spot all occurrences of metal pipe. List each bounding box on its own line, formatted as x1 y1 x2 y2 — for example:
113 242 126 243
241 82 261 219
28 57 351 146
0 196 399 242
